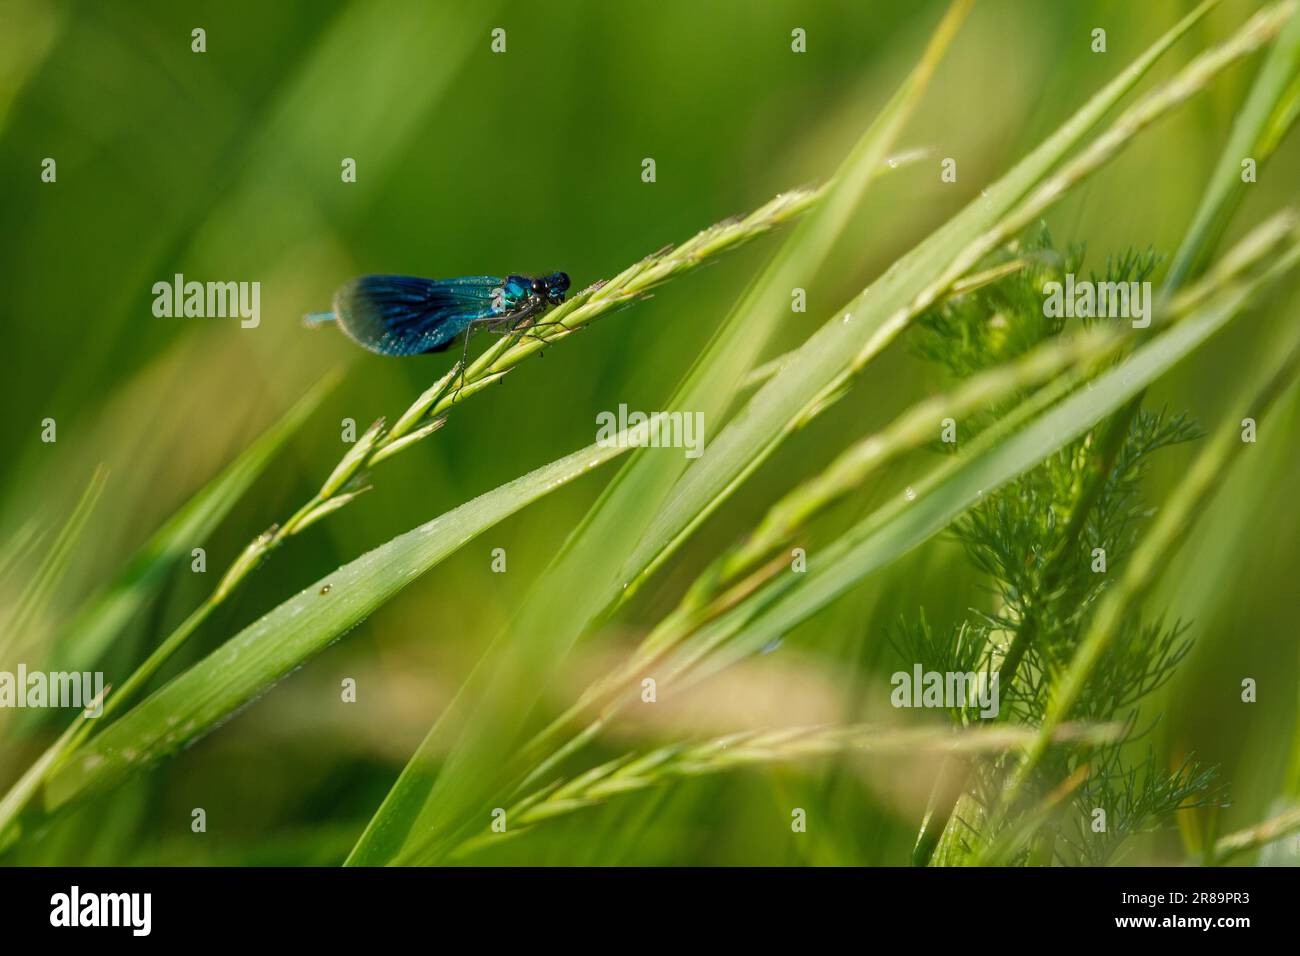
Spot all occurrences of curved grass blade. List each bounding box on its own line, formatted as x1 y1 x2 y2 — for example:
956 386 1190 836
40 425 654 814
1164 3 1300 292
1211 804 1300 864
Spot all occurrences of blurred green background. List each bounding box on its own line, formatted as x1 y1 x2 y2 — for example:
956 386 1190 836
1 0 1297 865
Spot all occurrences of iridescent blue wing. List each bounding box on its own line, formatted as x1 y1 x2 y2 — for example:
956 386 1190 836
331 275 504 356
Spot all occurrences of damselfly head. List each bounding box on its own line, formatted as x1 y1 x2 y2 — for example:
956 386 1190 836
535 271 570 304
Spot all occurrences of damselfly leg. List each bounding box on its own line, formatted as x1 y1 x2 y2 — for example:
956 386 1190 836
448 301 550 403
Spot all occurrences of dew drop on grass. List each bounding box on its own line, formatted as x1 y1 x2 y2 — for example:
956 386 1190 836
905 486 917 501
760 637 783 655
320 583 332 595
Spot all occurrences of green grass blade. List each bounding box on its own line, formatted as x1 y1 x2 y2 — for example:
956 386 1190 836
40 426 648 814
1164 3 1300 292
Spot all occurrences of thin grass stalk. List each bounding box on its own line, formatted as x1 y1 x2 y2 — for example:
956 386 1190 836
0 467 106 663
459 146 929 390
1210 805 1300 863
449 721 1120 861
